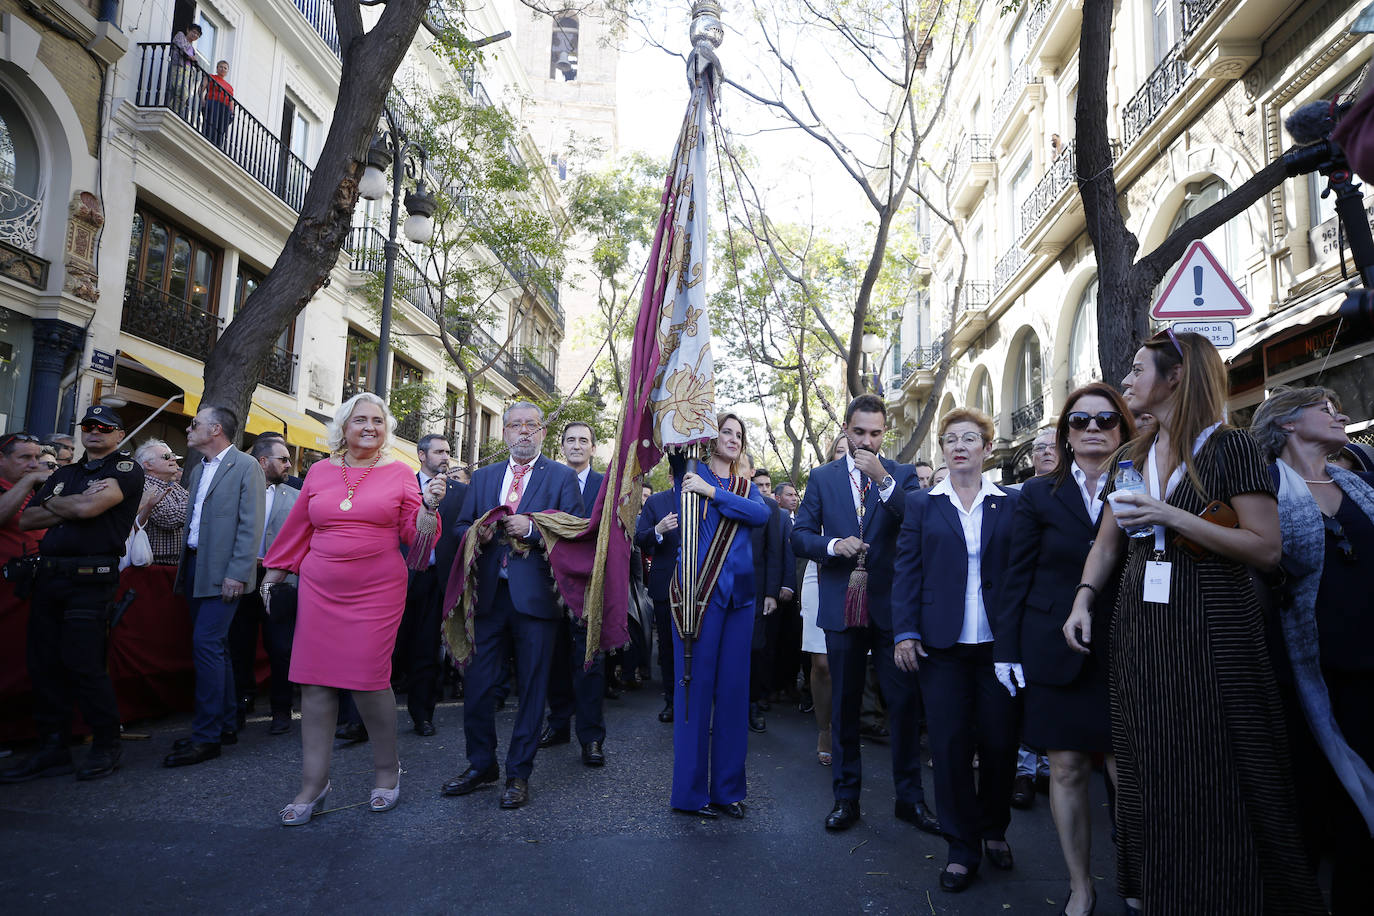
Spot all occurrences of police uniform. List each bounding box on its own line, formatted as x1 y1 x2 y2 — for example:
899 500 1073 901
25 438 143 754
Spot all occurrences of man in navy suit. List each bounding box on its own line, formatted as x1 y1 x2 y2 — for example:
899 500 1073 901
792 394 937 835
394 434 466 737
440 403 584 809
635 486 680 723
744 457 784 732
538 421 608 767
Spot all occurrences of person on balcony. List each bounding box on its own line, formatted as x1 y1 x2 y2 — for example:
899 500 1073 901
168 24 202 119
201 60 234 148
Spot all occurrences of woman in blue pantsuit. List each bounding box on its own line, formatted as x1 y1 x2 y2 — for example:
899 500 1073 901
670 412 771 818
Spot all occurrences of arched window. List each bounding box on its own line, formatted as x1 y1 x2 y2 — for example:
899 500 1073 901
0 88 42 253
1014 331 1043 408
1069 282 1100 388
550 16 579 81
1155 177 1237 301
972 369 994 417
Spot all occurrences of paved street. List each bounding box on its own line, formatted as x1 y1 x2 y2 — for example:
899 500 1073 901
0 681 1114 915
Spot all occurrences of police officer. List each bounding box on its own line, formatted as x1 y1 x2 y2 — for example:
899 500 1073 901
0 405 143 783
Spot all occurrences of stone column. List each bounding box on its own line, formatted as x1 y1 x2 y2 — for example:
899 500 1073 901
28 318 85 437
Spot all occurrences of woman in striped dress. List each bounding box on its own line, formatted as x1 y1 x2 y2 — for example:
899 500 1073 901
1063 330 1323 914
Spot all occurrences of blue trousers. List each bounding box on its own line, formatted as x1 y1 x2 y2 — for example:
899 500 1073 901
188 585 240 743
671 597 752 810
545 616 605 744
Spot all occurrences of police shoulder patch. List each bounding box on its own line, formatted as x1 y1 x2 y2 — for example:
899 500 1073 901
116 460 135 472
52 482 64 495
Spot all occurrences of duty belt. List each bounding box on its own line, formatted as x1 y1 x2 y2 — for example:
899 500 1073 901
38 556 119 576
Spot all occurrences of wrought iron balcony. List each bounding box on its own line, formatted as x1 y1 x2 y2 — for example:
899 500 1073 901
994 243 1029 292
0 183 41 253
344 226 439 322
962 280 991 314
949 134 994 190
900 344 943 387
121 278 222 362
993 63 1040 133
262 345 298 394
1182 0 1222 36
1123 42 1194 147
394 411 423 443
1011 394 1045 437
1027 1 1050 42
466 325 520 386
290 0 340 56
516 349 556 396
133 44 313 212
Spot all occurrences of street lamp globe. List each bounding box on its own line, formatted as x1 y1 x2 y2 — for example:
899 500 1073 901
402 183 438 244
861 331 883 355
359 166 389 201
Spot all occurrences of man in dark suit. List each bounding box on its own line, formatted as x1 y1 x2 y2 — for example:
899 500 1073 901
635 486 680 723
394 434 466 737
745 458 784 732
772 481 803 702
440 403 583 809
792 394 937 834
538 421 607 767
253 432 303 490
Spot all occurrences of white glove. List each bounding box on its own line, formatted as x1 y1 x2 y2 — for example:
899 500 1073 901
994 662 1025 697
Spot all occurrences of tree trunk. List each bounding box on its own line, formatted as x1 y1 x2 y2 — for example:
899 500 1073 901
200 0 431 438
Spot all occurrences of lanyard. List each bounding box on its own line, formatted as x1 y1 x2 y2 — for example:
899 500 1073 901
1146 421 1222 551
849 465 869 536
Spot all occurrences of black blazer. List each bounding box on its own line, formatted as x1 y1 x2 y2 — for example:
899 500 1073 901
750 495 784 608
634 489 680 602
998 473 1114 683
432 480 468 588
891 484 1019 650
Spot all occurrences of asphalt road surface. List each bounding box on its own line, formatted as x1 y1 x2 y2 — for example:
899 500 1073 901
0 678 1115 915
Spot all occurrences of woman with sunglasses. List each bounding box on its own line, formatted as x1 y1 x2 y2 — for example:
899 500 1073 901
1064 331 1322 914
999 383 1135 916
1250 387 1374 915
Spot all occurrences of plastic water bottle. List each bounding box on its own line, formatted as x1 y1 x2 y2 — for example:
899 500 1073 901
1112 460 1153 538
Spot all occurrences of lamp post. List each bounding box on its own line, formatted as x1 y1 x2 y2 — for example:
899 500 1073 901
861 331 884 395
358 105 436 401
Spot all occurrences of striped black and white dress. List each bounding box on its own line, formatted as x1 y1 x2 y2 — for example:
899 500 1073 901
1110 428 1324 913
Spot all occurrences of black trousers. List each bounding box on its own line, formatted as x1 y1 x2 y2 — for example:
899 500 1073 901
27 572 121 747
920 642 1022 870
545 616 605 744
771 598 803 695
750 608 781 702
653 598 675 702
229 585 296 716
394 565 444 726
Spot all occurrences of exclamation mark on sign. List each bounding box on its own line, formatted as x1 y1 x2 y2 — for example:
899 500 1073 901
1193 266 1204 307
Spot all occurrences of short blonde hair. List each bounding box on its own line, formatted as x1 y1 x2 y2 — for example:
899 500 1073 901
938 407 994 443
327 392 396 454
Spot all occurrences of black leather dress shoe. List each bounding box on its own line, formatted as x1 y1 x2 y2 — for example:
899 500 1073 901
824 799 860 831
173 730 235 751
499 777 529 809
674 805 718 818
1010 773 1035 809
748 703 766 733
76 744 121 781
334 721 368 744
0 742 73 783
269 714 291 736
939 867 976 893
163 742 221 767
220 729 238 746
441 764 499 796
581 741 605 767
858 723 890 743
658 703 674 723
984 841 1014 870
894 800 941 835
538 725 571 748
414 720 437 737
713 801 746 819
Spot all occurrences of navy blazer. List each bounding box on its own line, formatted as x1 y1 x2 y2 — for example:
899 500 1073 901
635 489 681 602
780 512 797 594
750 495 784 608
999 473 1110 681
791 456 920 632
578 468 604 519
890 482 1019 650
454 455 584 620
431 479 468 588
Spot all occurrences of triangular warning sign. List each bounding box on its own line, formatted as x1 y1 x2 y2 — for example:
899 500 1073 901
1151 241 1253 319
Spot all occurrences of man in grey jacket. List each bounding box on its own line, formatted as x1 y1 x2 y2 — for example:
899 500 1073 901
165 406 264 767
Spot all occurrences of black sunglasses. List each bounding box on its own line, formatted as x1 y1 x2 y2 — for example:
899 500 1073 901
1066 411 1122 431
1323 514 1355 563
80 421 118 433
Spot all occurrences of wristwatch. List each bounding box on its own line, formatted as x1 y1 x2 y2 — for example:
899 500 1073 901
880 474 895 491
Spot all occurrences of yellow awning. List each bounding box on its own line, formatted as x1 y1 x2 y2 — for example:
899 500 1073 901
121 345 302 440
391 445 420 470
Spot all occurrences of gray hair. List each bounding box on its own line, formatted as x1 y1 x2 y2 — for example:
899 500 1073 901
134 439 171 466
1248 385 1337 462
502 401 544 425
327 392 396 454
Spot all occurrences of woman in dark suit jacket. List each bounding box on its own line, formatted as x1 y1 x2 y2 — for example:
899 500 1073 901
892 408 1020 893
1000 383 1135 916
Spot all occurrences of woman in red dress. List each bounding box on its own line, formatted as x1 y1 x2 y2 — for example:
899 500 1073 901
261 393 445 825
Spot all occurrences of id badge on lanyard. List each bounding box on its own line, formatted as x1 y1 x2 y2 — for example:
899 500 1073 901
1142 422 1221 605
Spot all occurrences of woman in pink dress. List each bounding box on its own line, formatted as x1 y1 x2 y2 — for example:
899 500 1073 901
260 393 445 825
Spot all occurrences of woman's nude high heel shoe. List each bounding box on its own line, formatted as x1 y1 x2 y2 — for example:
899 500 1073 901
279 781 330 826
370 770 400 813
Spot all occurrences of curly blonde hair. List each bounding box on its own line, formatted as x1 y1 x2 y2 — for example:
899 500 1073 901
327 392 396 455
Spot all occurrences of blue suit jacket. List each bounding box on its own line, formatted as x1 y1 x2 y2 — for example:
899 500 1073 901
578 468 604 520
454 455 584 620
891 483 1020 650
791 456 920 632
635 489 680 602
676 477 771 609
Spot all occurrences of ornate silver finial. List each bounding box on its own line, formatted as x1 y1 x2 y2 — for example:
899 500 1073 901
689 1 724 51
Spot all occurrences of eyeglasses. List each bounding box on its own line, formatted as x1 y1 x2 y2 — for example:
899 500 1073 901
40 461 58 471
0 432 39 449
1066 411 1123 431
940 432 985 447
1031 443 1056 455
1309 401 1344 419
1323 514 1355 563
1151 327 1185 358
505 421 542 432
80 421 117 433
159 452 178 461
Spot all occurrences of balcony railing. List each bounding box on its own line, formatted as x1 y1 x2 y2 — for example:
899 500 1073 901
344 226 440 322
994 243 1029 292
290 0 340 56
121 277 222 362
949 134 994 189
134 44 312 212
961 280 991 314
467 325 520 386
1020 139 1123 237
1182 0 1222 36
993 64 1040 131
1122 42 1194 147
394 411 422 443
342 378 366 401
0 183 41 253
1027 1 1050 43
899 344 943 386
516 349 556 395
1011 394 1045 437
263 345 298 394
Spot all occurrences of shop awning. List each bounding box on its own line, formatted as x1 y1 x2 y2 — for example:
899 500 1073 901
390 445 420 470
1225 285 1349 362
120 345 302 439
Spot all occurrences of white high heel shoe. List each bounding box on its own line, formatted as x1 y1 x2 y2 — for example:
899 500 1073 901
279 781 330 826
370 770 400 813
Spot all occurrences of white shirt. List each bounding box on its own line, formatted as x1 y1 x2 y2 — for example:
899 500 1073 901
498 459 537 577
1070 463 1107 524
259 482 277 559
187 444 232 550
825 454 898 556
576 465 590 491
927 474 1005 645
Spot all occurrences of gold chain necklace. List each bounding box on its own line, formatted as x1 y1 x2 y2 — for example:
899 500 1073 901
338 453 381 511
